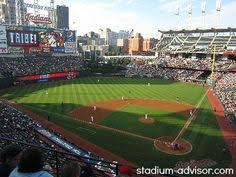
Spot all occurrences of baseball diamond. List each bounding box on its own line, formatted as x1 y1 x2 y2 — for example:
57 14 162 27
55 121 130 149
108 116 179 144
0 77 233 171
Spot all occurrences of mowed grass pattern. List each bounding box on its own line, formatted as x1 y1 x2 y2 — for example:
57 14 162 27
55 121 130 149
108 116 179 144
0 77 232 173
98 105 189 138
2 77 205 114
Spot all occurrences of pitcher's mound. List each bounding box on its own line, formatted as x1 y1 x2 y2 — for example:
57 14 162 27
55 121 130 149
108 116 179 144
138 117 155 124
154 136 192 155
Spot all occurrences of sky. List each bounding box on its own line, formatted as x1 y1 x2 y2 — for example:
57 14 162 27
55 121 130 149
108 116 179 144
25 0 236 38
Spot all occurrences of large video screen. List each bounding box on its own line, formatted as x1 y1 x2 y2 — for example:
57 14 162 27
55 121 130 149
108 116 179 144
4 26 76 54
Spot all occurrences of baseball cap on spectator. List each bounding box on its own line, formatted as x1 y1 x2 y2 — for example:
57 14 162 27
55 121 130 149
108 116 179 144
118 165 133 176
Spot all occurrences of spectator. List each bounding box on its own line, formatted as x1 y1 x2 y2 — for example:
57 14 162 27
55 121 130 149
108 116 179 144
0 145 22 177
9 147 53 177
61 161 81 177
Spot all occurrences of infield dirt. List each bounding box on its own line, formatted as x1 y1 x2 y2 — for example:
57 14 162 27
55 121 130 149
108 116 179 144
69 98 195 122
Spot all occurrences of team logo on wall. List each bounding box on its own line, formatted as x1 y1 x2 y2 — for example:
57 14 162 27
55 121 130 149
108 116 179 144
25 13 52 24
66 31 75 42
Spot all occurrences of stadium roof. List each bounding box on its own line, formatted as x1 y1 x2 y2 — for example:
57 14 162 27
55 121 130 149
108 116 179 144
159 28 236 34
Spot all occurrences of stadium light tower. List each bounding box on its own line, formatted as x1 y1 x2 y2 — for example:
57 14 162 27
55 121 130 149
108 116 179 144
174 0 181 30
34 0 39 15
201 0 207 29
16 0 23 25
49 0 55 28
187 0 192 29
216 0 222 28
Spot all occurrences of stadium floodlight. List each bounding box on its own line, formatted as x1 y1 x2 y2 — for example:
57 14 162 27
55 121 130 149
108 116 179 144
201 0 206 14
34 0 39 15
216 0 222 12
187 0 192 29
16 0 23 25
174 0 180 30
201 0 207 28
216 0 222 28
187 3 192 15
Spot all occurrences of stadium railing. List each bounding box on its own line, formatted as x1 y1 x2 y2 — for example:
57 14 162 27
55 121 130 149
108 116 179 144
0 137 120 177
0 137 155 177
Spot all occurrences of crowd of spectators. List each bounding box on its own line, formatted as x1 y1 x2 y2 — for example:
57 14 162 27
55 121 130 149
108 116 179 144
0 102 131 177
126 57 236 127
0 56 84 77
0 102 67 175
214 73 236 125
158 57 235 71
126 62 204 82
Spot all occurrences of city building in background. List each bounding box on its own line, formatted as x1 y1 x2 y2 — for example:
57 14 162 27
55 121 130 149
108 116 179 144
143 38 158 53
0 0 28 25
118 30 129 40
0 0 17 24
99 28 129 46
129 33 144 55
117 39 129 55
77 32 108 58
56 5 69 29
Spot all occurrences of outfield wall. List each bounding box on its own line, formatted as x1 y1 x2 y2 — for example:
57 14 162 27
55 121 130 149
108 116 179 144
18 71 79 82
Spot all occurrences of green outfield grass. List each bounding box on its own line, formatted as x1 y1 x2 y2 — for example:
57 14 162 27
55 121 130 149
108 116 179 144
98 105 188 138
0 77 232 174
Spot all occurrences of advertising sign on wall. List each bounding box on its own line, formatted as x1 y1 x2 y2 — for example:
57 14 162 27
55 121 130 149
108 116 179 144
8 47 24 54
18 71 79 81
0 26 8 53
7 31 38 47
65 42 76 53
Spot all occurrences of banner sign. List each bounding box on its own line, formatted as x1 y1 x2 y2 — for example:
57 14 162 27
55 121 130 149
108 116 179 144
35 128 116 174
36 128 87 156
7 31 38 47
18 71 79 81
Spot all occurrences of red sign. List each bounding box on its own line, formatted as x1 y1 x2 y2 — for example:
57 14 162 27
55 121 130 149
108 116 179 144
25 13 52 24
19 72 79 81
223 51 236 56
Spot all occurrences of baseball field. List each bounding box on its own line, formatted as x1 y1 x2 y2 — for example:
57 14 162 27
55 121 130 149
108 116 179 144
0 77 232 171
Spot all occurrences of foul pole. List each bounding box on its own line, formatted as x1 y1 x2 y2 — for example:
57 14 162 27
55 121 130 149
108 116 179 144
210 45 217 81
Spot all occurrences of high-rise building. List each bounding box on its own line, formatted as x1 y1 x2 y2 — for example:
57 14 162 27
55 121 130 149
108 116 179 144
129 33 144 55
117 39 129 54
118 30 129 39
0 0 26 25
0 0 17 24
56 5 69 29
99 28 116 45
99 28 129 46
143 38 157 52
